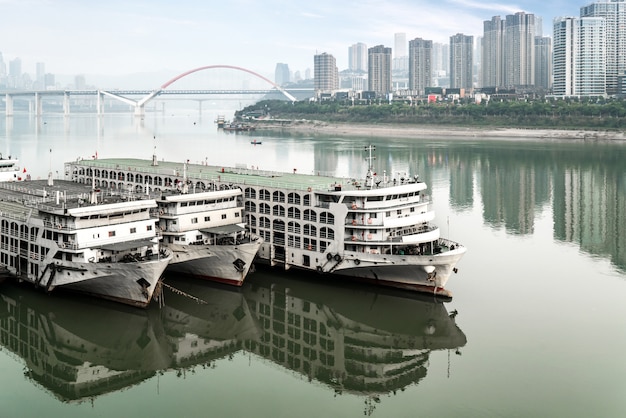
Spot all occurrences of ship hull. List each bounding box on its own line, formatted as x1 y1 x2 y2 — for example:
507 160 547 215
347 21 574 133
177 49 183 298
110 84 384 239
165 240 262 286
261 244 466 298
40 255 172 308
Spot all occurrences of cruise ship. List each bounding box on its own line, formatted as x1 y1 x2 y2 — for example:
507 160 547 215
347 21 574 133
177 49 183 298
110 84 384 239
0 179 171 307
156 181 262 286
64 146 466 298
0 154 24 182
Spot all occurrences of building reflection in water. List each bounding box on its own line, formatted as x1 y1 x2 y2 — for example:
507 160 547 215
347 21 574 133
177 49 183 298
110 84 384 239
0 272 466 406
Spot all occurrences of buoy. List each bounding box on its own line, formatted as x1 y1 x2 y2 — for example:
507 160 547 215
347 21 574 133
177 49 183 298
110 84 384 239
367 218 373 224
326 253 333 261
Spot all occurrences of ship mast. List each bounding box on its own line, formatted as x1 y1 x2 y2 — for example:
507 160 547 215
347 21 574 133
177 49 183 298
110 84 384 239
364 145 376 189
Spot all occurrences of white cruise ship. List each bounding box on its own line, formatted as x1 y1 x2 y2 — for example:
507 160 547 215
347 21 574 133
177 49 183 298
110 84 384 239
0 179 171 307
156 184 262 286
0 154 24 182
64 146 466 298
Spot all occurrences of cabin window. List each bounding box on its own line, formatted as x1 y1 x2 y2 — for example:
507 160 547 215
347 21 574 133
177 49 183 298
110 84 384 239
108 231 116 237
147 225 153 231
320 212 334 224
245 188 256 199
205 216 211 222
288 207 301 219
235 211 240 218
273 205 285 217
302 255 310 267
259 189 271 201
303 209 316 222
191 217 198 224
288 193 301 205
410 207 415 213
130 227 136 234
303 195 311 206
397 209 402 215
181 202 188 207
221 214 227 220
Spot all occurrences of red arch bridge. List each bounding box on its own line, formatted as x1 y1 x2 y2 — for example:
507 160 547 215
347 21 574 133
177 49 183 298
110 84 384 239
2 65 309 116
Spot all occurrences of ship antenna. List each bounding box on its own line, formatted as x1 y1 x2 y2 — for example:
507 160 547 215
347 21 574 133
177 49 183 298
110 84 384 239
364 145 376 189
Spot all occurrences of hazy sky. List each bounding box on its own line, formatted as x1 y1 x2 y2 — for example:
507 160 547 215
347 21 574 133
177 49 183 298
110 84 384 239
1 0 581 82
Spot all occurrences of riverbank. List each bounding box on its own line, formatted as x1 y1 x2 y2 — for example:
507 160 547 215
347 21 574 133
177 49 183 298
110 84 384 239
253 119 626 141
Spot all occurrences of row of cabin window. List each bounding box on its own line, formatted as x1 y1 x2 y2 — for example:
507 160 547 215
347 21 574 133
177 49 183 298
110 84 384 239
245 189 312 204
245 204 334 223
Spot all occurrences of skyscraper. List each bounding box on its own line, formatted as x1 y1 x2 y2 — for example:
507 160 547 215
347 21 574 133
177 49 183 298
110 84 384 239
408 38 432 95
481 16 504 88
553 17 577 96
482 12 539 88
368 45 392 97
580 0 626 95
274 63 290 86
348 43 368 72
575 17 607 96
504 12 536 87
552 16 607 97
314 52 339 92
535 37 552 91
449 34 473 90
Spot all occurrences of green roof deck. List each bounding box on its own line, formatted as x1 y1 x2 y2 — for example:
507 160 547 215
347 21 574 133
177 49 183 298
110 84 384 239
68 158 374 193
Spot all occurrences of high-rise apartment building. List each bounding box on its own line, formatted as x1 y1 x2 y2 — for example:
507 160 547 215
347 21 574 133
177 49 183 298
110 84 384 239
8 57 22 89
482 13 540 88
368 45 392 97
274 63 290 86
553 16 606 97
314 52 339 92
481 16 504 88
449 33 473 90
393 33 408 72
408 38 432 95
504 12 536 87
535 37 552 91
348 43 368 72
580 0 626 95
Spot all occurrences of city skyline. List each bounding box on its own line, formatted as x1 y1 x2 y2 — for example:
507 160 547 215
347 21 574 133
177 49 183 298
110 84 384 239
1 0 579 85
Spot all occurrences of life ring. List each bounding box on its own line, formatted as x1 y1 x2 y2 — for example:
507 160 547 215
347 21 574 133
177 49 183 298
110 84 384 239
326 253 333 261
354 259 361 265
307 187 312 192
351 203 357 209
159 209 164 216
307 244 312 250
352 220 357 226
367 218 372 224
351 236 356 241
367 234 372 240
203 238 210 245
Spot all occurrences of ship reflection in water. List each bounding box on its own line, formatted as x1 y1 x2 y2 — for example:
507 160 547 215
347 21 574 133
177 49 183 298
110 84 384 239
0 272 466 404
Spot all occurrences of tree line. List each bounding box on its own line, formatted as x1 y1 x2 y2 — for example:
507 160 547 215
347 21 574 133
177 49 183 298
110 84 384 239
236 97 626 130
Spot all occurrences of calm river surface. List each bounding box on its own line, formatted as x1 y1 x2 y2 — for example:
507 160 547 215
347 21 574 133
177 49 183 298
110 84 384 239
1 110 626 417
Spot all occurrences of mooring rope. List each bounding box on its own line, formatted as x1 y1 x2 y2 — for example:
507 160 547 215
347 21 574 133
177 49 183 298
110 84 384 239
161 282 208 304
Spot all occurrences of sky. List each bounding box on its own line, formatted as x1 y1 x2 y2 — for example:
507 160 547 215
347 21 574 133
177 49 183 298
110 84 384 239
1 0 582 87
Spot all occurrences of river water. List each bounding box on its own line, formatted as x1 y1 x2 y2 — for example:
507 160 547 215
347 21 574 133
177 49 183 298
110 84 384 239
1 110 625 417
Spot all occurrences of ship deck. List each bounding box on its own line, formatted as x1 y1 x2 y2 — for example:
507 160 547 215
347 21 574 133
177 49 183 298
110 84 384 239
0 180 138 217
69 158 420 193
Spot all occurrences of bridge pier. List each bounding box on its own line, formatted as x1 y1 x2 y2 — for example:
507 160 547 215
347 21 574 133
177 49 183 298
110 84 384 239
5 94 13 116
134 104 145 117
63 92 70 116
35 93 43 116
